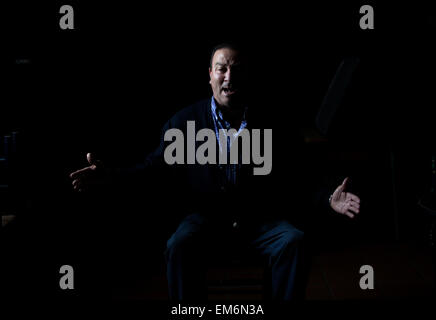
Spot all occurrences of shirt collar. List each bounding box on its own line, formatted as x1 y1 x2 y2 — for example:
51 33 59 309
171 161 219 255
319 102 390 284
211 97 247 128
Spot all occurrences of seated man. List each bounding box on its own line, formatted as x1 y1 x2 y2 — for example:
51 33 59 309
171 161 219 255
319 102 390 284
69 43 361 300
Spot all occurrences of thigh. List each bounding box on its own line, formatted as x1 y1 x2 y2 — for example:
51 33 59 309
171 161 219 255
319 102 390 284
166 213 227 252
167 214 209 246
249 220 304 258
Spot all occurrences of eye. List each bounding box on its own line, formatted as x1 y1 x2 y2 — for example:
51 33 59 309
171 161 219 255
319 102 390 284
217 67 227 73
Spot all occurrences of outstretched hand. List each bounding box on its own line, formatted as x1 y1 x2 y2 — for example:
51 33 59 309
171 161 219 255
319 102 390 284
69 153 106 192
330 177 361 218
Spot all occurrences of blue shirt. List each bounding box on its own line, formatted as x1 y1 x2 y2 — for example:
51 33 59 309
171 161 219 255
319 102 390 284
210 97 247 185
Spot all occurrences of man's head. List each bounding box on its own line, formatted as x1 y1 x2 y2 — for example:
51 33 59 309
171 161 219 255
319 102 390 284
209 43 245 109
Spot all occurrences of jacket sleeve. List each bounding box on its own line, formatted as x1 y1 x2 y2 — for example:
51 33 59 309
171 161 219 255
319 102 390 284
109 119 174 189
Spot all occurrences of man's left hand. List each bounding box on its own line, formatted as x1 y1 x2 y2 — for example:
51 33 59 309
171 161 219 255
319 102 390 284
330 177 361 218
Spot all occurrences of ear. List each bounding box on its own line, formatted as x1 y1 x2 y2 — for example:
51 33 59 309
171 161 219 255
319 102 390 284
209 67 212 84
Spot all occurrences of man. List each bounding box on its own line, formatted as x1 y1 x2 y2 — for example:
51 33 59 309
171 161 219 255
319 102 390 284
70 43 361 300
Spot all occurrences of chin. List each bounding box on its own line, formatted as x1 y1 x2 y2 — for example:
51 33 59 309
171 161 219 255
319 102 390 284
215 97 229 107
221 101 233 109
226 97 243 108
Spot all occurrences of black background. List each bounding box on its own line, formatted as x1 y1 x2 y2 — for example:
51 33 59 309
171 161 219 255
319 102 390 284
3 0 436 305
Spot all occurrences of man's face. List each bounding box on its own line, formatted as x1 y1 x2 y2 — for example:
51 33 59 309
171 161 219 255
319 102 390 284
209 48 244 109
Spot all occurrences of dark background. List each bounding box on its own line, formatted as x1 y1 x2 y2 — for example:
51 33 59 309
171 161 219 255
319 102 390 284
2 1 436 302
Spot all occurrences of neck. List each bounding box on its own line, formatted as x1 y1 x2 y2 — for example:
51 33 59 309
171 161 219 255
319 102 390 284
216 103 245 128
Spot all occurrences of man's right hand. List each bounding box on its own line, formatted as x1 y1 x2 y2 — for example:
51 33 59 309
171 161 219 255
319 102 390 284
69 153 107 192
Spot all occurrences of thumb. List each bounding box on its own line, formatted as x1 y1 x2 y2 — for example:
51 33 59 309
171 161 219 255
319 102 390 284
332 177 349 202
334 177 348 195
87 152 98 166
87 152 103 168
340 177 349 190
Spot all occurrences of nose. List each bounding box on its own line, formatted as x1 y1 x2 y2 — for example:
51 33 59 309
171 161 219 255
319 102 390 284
224 68 232 82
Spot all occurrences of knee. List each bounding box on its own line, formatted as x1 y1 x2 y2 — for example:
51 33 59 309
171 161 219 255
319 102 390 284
165 231 196 259
268 228 304 264
281 228 304 248
165 214 207 261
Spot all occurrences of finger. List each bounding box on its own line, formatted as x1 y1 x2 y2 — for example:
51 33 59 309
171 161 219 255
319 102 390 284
349 201 360 210
69 166 93 179
347 193 360 203
344 201 359 213
72 179 85 190
347 205 360 215
343 211 355 219
72 178 88 187
77 184 89 192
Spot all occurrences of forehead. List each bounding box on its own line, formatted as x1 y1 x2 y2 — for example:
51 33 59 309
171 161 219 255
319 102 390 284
212 48 241 66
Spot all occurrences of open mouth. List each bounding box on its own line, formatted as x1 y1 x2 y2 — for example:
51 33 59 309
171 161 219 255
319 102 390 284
222 87 238 96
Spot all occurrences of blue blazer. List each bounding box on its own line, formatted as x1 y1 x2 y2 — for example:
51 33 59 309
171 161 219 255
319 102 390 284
114 98 330 225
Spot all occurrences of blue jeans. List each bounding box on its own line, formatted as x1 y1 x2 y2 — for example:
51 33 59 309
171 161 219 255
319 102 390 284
165 213 306 301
